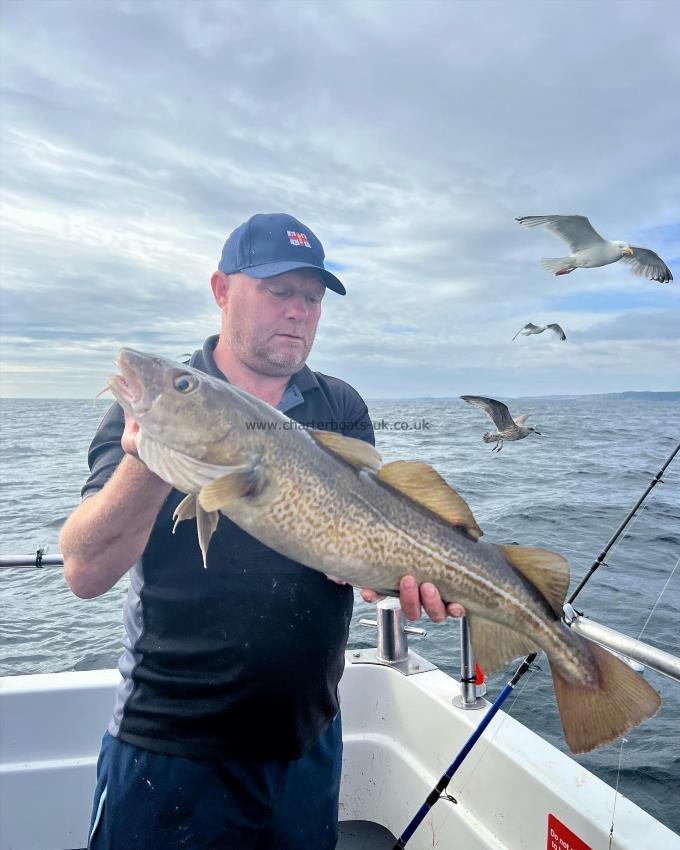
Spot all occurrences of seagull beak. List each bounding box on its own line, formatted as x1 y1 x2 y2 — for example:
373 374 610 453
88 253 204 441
624 247 634 256
533 429 542 436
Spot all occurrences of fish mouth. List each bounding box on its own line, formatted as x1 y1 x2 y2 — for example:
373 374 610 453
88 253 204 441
108 353 151 416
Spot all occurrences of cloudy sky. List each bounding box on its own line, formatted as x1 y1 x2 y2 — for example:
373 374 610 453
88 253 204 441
1 0 678 399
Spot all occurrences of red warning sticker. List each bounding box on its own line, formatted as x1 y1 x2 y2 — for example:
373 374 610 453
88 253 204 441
547 814 592 850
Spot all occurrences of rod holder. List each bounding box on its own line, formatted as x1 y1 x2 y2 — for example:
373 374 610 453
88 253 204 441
358 597 426 663
453 616 485 710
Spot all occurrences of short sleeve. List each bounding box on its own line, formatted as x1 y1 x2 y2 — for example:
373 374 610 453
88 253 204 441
81 402 126 499
340 390 375 447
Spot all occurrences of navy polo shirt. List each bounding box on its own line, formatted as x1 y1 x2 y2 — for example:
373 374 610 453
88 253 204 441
83 335 374 760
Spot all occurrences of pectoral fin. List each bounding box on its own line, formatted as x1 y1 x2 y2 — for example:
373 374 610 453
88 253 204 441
198 465 262 512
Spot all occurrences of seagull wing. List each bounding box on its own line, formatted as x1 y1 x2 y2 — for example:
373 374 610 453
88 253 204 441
460 395 516 430
514 414 528 426
546 323 567 341
516 215 606 252
620 247 673 283
512 322 542 340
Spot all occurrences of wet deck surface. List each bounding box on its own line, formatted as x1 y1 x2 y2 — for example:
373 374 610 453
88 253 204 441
338 819 396 849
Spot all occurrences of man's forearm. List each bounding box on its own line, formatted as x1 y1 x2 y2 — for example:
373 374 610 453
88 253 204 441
61 455 172 598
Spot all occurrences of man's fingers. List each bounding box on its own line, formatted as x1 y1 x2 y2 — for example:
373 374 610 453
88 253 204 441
362 579 466 623
420 582 447 623
446 602 465 618
399 575 421 621
121 413 141 457
360 588 383 604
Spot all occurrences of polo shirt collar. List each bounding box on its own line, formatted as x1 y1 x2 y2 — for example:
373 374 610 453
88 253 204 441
197 334 317 412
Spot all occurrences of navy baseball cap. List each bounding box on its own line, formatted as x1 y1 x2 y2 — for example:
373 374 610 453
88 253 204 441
218 213 346 295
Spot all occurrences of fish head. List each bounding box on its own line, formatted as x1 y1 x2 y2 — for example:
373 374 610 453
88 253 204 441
108 349 246 460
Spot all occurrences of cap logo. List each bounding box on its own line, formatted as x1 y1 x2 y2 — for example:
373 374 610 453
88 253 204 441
287 230 311 248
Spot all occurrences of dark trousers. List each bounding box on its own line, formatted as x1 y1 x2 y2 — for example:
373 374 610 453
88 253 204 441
87 714 342 850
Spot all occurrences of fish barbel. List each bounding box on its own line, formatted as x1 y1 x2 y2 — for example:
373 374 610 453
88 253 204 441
108 349 660 753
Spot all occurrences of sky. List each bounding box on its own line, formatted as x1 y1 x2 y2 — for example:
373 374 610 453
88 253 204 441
1 0 678 399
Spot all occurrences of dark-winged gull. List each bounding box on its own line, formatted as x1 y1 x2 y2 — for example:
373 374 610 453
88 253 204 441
516 215 673 283
460 395 541 452
512 322 566 341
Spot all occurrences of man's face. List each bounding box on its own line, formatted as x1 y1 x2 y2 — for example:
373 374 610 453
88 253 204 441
220 269 326 377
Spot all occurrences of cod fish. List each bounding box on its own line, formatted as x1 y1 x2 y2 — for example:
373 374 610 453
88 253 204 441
108 349 661 754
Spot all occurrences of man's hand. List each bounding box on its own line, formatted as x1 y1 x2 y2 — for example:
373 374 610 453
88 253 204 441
121 412 140 457
361 576 465 623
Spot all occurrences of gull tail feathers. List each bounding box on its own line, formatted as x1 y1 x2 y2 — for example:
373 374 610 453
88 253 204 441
540 257 574 275
550 637 661 753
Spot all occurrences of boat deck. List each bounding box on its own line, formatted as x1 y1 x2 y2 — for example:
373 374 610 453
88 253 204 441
68 821 395 850
338 820 395 848
3 664 678 849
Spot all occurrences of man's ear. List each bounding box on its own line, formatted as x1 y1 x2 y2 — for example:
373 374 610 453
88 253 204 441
211 271 230 308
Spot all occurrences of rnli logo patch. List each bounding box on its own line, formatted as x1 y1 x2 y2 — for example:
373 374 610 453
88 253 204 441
287 230 311 248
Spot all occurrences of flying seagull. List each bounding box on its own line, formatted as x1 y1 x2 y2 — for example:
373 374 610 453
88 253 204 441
516 215 673 283
512 322 566 341
460 395 541 452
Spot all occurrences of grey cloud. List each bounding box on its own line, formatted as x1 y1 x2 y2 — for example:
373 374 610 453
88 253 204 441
1 0 678 397
569 310 680 342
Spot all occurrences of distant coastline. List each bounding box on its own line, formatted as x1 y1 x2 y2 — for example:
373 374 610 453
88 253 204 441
361 391 680 402
363 390 680 402
511 391 680 402
1 391 679 402
592 391 680 401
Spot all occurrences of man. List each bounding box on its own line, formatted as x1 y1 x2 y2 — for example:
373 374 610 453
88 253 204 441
61 213 463 850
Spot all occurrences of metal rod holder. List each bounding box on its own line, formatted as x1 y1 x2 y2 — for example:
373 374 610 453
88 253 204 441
453 616 485 710
376 598 407 662
358 597 426 663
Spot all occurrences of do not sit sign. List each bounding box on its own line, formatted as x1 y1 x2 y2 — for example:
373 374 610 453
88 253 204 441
547 814 592 850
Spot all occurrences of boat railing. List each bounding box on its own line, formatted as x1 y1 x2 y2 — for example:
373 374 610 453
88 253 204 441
3 550 679 686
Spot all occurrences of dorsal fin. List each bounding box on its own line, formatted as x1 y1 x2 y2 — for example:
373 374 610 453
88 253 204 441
377 460 482 540
312 430 382 471
500 545 570 614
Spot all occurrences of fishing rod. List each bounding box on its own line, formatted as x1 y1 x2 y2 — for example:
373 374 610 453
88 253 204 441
392 439 680 850
568 440 680 605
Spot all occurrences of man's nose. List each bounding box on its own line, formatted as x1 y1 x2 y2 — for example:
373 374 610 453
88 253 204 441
284 295 310 320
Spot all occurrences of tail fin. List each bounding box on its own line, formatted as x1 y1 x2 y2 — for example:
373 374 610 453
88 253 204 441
540 256 573 274
550 641 661 753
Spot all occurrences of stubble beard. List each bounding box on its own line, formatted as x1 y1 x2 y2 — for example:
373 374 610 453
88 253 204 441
231 327 313 377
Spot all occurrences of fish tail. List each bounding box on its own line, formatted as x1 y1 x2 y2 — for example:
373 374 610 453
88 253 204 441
550 639 661 753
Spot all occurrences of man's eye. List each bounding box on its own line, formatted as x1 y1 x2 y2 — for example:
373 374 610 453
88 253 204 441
267 287 289 298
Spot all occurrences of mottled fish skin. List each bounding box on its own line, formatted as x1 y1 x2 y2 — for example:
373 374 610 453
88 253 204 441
108 348 661 753
217 445 590 685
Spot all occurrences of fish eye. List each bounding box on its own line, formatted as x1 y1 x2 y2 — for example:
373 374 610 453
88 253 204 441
173 373 198 393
